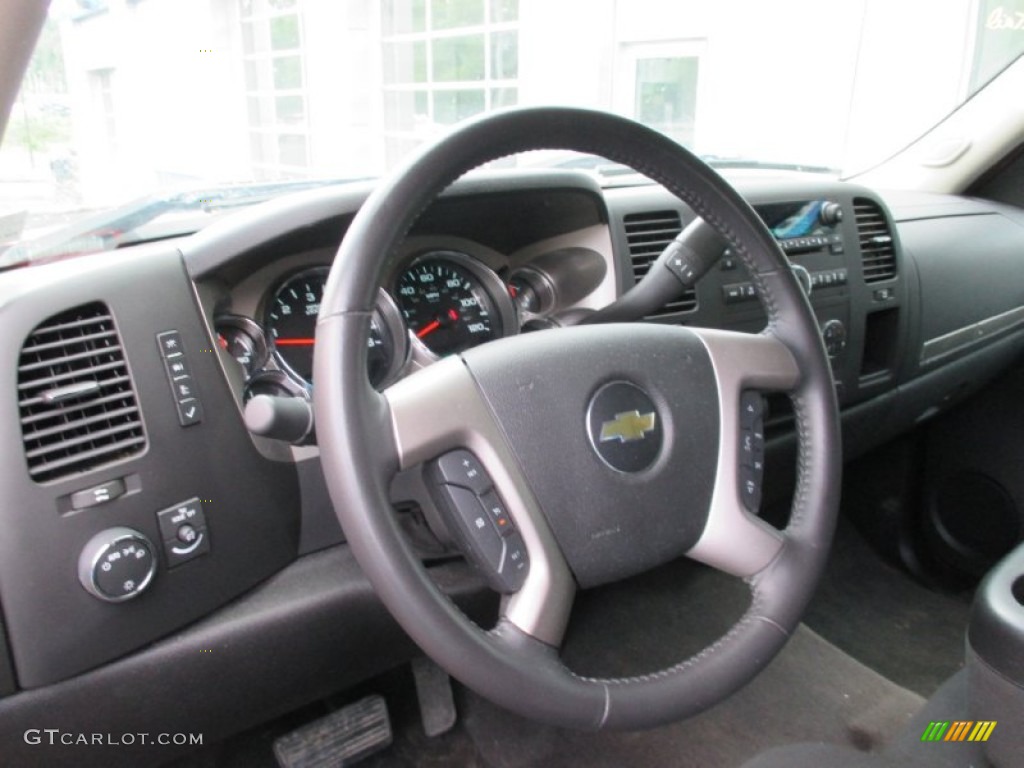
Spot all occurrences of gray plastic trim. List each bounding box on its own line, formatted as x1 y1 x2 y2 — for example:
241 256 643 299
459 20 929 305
687 329 799 577
920 304 1024 364
384 356 574 646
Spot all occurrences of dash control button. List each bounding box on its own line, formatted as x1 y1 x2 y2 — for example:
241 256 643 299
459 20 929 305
70 477 126 510
157 498 210 567
164 356 190 379
176 398 203 426
158 329 203 427
157 331 184 358
157 498 206 540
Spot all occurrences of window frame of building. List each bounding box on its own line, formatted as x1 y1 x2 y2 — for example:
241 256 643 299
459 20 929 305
381 0 519 162
615 39 706 150
240 0 311 179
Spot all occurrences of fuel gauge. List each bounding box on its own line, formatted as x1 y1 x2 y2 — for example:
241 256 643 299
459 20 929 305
214 315 268 377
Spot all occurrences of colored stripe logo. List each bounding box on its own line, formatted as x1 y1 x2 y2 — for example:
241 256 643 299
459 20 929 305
921 721 997 742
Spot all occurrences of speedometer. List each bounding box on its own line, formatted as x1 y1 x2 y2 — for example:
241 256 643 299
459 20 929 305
395 251 510 356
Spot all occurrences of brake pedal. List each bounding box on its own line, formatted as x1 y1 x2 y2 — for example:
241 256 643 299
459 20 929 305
412 656 457 737
273 694 392 768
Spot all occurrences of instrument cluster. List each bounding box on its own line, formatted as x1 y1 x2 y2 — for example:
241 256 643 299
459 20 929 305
212 244 600 401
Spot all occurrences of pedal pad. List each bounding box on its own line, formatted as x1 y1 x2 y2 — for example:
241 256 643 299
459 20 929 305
273 694 392 768
412 656 457 737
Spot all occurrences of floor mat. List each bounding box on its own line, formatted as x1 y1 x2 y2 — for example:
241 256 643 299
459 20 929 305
458 624 924 768
803 516 972 696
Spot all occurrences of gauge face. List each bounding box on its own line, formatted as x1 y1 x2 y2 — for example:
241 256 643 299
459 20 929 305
265 270 400 388
396 254 501 355
265 269 326 383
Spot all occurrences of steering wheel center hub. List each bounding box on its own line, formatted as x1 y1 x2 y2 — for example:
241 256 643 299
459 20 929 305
586 381 663 473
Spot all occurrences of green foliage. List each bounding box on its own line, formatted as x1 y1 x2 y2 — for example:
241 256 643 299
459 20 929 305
5 112 71 154
24 18 67 94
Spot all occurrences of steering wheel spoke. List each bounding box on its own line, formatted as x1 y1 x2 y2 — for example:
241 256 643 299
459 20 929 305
384 357 576 646
683 328 799 577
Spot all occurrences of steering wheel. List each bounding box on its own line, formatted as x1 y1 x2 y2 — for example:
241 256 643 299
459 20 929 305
314 107 840 730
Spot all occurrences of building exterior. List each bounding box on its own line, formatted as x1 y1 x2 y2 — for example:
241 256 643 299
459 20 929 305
45 0 996 206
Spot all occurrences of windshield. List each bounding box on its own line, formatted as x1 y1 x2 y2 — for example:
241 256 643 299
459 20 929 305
2 0 1023 261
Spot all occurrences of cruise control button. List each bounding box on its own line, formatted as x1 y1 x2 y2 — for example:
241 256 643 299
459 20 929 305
498 531 529 592
741 421 766 470
479 489 515 536
433 450 493 494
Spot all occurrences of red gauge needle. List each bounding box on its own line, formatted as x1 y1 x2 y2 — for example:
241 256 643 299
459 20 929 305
416 320 441 339
275 338 316 346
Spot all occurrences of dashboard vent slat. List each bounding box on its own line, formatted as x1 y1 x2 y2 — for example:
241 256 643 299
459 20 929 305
17 303 146 483
854 198 898 283
623 210 697 317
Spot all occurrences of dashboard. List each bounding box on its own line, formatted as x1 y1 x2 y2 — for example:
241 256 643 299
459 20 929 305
1 166 1024 764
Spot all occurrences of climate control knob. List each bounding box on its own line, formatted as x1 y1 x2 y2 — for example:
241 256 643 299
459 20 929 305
78 527 157 603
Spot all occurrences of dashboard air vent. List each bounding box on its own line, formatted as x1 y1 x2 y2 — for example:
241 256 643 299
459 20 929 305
18 303 146 483
623 210 697 316
854 198 897 283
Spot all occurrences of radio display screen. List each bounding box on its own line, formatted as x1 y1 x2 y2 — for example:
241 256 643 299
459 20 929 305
756 201 828 240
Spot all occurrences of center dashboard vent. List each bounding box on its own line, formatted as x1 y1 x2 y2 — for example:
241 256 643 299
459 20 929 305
18 302 146 483
854 198 897 283
623 210 697 317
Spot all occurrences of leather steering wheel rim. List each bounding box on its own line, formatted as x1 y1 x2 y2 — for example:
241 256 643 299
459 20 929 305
314 107 841 730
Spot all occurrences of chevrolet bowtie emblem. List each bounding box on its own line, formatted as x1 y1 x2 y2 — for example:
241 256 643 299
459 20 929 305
599 410 657 443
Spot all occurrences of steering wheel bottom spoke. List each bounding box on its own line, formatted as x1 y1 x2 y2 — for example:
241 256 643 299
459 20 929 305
385 356 576 647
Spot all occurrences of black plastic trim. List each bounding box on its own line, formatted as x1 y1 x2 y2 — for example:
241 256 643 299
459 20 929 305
0 546 494 767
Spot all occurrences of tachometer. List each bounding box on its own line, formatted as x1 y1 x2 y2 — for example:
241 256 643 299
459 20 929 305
265 268 405 388
265 268 325 383
395 251 513 356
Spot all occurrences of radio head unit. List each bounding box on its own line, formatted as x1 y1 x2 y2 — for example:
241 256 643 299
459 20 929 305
756 200 845 255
